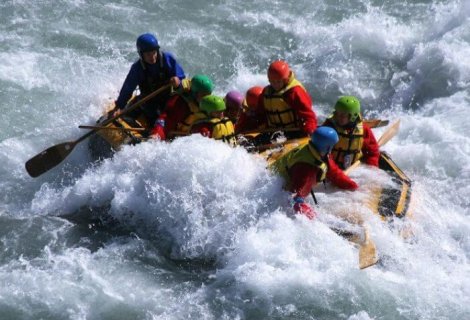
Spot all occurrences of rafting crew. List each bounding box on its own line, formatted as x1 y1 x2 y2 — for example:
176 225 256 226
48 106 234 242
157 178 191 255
113 33 186 127
250 60 317 143
270 126 359 220
188 95 237 146
322 96 380 169
150 74 214 140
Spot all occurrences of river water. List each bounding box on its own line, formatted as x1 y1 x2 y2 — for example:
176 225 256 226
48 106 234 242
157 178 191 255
1 1 469 319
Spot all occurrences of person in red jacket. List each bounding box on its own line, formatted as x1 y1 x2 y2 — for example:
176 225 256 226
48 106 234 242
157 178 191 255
254 60 317 139
322 96 380 169
270 126 358 220
150 74 214 140
235 86 264 134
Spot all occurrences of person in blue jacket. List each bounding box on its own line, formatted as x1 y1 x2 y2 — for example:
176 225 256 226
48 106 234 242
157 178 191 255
114 33 186 126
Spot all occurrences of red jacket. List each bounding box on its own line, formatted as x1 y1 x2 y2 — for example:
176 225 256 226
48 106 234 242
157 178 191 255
361 124 380 166
255 85 317 134
159 95 191 137
287 156 358 198
235 109 260 133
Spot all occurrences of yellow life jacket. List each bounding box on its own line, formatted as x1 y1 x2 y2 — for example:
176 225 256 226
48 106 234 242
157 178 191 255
270 143 327 187
176 92 204 133
195 117 237 146
263 72 305 129
328 115 364 169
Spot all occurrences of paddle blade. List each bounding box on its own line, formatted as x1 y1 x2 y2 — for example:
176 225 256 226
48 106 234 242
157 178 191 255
359 241 378 269
25 141 76 177
358 229 379 269
378 120 400 147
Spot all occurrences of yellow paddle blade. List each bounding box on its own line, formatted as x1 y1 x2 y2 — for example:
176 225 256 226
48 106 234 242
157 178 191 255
359 241 378 269
358 228 379 269
378 119 400 147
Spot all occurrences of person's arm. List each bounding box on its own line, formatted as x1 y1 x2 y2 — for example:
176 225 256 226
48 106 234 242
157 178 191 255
326 156 359 190
288 162 319 198
162 51 186 88
288 162 318 219
284 86 317 134
361 124 380 167
115 62 141 109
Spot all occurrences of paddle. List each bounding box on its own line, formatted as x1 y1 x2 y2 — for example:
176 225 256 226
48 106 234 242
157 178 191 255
238 119 388 136
358 228 378 269
239 127 302 136
251 119 389 155
377 119 400 146
329 224 377 269
342 119 401 268
364 118 389 128
78 125 146 132
25 84 172 178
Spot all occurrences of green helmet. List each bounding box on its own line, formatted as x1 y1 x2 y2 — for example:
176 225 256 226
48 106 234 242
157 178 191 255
200 95 226 114
191 74 214 95
334 96 361 122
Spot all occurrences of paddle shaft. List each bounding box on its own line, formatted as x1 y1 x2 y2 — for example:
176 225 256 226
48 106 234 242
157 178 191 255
377 119 400 146
78 125 146 132
239 119 387 136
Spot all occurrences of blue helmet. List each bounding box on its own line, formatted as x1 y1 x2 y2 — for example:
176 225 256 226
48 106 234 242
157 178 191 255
310 126 339 154
136 33 159 54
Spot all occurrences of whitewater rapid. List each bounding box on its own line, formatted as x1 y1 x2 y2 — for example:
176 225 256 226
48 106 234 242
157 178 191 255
1 0 469 319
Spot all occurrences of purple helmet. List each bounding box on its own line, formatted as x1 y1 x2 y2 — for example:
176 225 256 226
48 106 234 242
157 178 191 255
224 90 244 110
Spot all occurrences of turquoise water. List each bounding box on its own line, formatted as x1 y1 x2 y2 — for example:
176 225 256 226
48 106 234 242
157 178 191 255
1 1 469 319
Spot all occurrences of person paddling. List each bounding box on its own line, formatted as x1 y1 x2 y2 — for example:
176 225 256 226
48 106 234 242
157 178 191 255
189 95 237 146
270 126 358 220
322 96 380 169
253 60 317 141
113 33 186 127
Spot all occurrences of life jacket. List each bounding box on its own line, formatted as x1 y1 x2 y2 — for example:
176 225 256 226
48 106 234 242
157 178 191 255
263 72 305 129
139 51 171 96
270 143 327 187
176 92 204 133
326 115 364 169
193 117 238 146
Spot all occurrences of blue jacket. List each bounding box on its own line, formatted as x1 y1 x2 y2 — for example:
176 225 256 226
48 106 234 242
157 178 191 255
116 51 186 109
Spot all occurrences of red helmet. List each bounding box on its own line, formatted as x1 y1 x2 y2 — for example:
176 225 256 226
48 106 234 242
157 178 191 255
246 86 263 108
268 60 290 81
